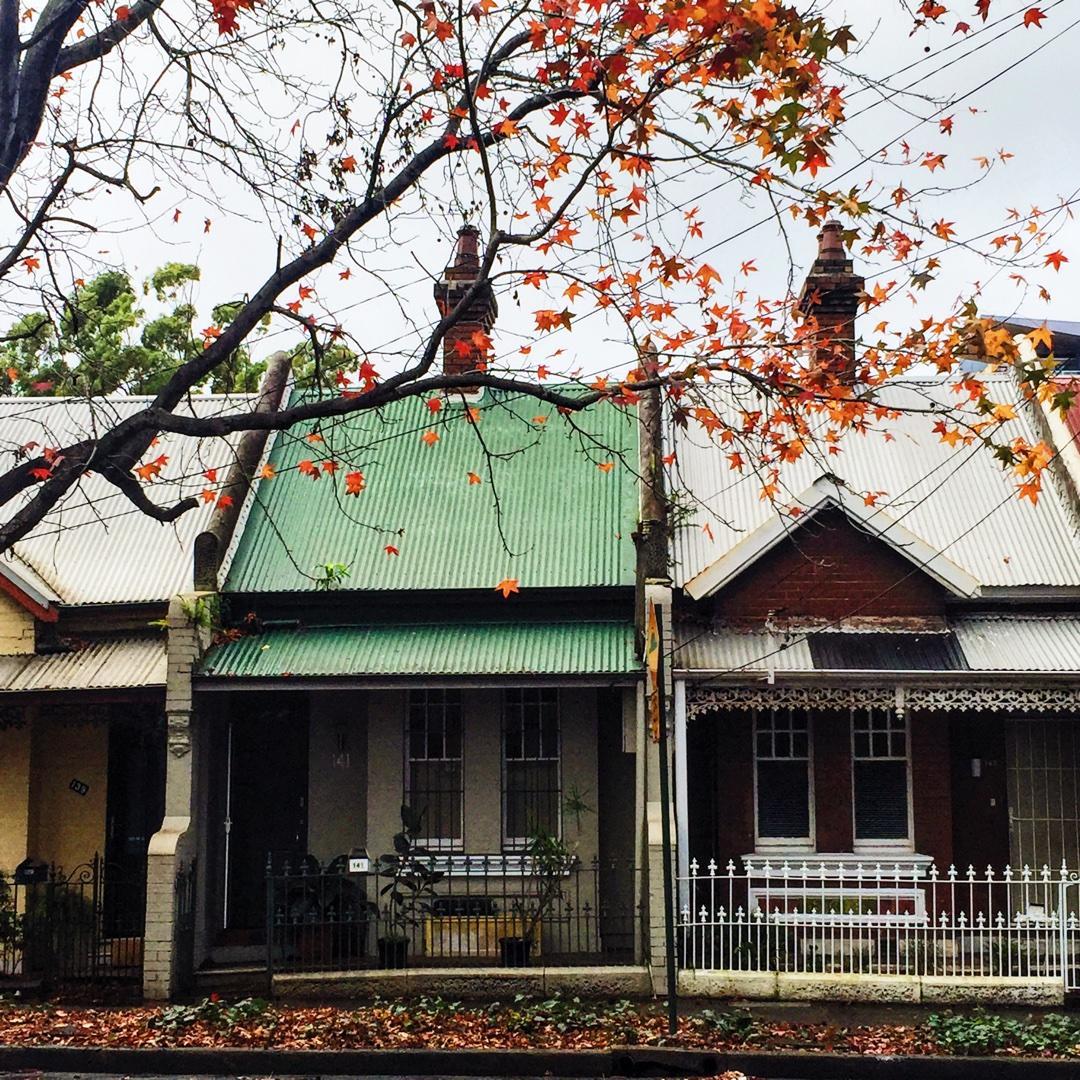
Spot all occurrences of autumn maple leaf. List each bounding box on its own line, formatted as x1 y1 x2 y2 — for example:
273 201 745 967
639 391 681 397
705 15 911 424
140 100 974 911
134 454 168 482
345 471 365 495
421 431 439 446
297 459 320 478
1023 7 1046 27
596 461 615 473
494 578 519 598
259 464 276 480
385 544 399 556
1044 250 1068 271
467 472 482 484
340 155 357 172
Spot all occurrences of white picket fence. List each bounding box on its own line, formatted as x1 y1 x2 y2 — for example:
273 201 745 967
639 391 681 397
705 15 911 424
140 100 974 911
678 859 1080 988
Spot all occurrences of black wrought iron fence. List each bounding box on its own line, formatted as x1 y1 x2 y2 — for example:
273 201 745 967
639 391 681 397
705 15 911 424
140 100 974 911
0 853 146 995
267 853 645 973
174 859 197 996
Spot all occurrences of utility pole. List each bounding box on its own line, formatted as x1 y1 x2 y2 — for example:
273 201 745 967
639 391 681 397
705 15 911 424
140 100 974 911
654 608 678 1035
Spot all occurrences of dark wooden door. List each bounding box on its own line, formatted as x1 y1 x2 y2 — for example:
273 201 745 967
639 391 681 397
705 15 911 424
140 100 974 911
950 715 1009 871
226 701 309 932
104 705 165 933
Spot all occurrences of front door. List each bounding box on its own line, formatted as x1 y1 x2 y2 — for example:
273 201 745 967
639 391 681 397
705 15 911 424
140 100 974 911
950 715 1009 871
104 705 166 935
224 700 309 934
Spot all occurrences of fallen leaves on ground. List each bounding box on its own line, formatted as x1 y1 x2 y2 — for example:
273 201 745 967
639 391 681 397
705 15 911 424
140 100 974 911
0 998 969 1056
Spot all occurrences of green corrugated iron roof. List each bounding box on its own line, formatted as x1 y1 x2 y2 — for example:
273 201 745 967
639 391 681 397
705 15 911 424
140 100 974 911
224 388 639 593
198 621 639 679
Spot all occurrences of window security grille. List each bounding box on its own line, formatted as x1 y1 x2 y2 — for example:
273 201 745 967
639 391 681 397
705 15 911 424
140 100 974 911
406 690 464 847
503 689 561 847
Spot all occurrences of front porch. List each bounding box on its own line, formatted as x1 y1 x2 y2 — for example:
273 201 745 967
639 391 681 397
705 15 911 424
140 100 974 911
675 678 1080 1004
189 676 645 976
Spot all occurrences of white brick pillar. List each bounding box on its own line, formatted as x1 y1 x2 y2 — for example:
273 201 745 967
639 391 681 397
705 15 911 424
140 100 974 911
143 594 211 1001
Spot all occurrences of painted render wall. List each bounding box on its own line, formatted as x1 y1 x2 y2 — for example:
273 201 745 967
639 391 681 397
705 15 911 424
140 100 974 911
0 721 31 872
28 716 108 873
306 691 368 862
361 688 601 863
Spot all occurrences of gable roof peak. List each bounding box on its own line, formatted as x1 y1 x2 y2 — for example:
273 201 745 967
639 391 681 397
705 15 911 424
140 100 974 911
684 474 980 602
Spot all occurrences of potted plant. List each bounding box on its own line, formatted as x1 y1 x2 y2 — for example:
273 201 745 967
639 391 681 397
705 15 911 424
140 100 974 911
499 830 576 967
374 805 443 969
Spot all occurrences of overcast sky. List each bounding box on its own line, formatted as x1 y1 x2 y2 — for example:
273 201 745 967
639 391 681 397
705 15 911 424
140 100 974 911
107 0 1080 379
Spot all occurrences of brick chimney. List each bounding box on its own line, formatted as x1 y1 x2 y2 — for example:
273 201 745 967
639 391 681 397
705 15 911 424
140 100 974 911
433 224 498 377
795 220 864 384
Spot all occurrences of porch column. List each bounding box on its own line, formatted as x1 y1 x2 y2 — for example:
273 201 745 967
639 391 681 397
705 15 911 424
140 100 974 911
144 594 210 1001
674 679 688 889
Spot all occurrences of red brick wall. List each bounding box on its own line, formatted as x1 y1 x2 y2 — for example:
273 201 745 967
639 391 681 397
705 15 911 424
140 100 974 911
911 713 953 867
813 713 853 851
690 708 955 864
717 508 945 623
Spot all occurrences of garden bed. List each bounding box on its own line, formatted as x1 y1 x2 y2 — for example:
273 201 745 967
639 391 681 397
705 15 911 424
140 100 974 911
0 995 1078 1059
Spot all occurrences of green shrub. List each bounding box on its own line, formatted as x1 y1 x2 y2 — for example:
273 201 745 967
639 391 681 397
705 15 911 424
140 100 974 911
926 1009 1080 1057
502 993 636 1035
693 1007 760 1044
149 995 274 1032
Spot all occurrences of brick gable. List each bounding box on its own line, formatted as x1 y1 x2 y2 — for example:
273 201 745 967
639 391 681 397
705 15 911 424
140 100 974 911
717 507 946 624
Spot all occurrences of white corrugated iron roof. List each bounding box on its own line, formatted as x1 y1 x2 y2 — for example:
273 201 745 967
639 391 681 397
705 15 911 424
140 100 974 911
675 627 814 673
671 376 1080 591
0 635 165 691
0 395 257 605
677 615 1080 674
952 614 1080 672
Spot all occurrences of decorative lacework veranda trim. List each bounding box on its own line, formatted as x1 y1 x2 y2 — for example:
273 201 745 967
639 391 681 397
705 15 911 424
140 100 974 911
687 684 1080 718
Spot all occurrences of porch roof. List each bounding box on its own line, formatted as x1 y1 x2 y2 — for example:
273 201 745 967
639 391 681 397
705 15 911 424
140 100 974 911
0 634 165 692
675 614 1080 676
197 620 639 682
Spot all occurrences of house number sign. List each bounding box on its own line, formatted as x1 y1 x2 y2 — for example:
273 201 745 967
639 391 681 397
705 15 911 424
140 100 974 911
69 779 89 796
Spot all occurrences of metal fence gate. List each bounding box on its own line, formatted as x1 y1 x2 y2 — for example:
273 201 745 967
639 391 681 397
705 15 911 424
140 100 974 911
174 859 197 997
0 853 146 996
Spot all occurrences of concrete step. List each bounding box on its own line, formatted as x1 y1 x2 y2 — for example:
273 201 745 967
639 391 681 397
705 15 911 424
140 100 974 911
192 964 268 997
